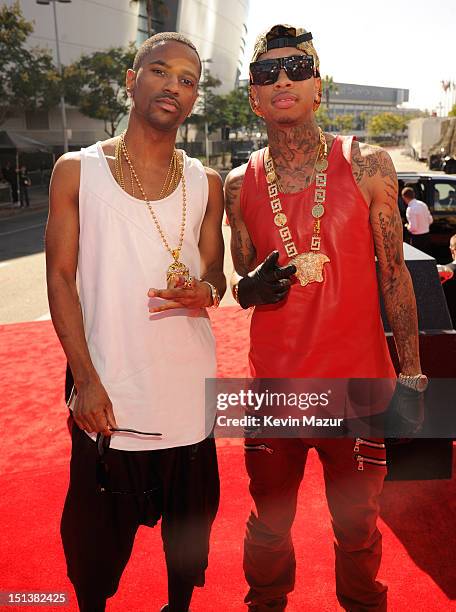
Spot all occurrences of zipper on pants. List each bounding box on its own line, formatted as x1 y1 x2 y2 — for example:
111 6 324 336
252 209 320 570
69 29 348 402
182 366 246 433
244 443 274 454
356 454 387 471
353 437 386 453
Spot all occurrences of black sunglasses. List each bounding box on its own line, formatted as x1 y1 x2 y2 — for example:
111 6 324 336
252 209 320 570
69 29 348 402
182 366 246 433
249 55 316 86
96 428 162 495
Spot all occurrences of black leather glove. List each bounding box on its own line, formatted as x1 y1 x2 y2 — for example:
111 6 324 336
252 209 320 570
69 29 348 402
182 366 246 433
384 381 425 440
237 251 296 309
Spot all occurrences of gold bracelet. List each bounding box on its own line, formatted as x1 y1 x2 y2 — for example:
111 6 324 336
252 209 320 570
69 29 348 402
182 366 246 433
232 283 240 304
201 280 220 309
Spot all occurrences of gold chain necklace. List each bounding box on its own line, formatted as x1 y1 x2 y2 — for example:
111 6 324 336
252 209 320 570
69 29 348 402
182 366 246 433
118 133 190 286
264 127 331 287
114 132 182 199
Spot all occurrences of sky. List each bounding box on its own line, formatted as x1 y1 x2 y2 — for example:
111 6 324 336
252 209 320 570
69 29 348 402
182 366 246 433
241 0 456 113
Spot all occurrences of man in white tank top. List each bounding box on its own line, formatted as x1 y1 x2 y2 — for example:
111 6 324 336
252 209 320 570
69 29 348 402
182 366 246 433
46 32 226 612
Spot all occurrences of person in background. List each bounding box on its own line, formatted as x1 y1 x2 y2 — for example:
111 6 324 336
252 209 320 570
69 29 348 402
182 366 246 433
19 165 31 208
2 160 19 206
439 234 456 327
402 186 433 254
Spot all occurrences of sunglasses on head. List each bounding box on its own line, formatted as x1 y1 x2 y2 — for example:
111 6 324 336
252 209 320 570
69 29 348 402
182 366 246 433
249 55 316 86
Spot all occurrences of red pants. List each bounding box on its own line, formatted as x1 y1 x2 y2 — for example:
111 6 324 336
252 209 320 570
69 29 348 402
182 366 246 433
243 437 387 611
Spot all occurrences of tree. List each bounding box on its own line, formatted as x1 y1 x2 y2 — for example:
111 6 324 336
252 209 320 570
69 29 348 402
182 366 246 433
315 106 331 131
334 114 354 133
208 85 262 137
181 70 221 142
322 75 338 116
64 46 136 137
449 104 456 117
229 85 263 136
0 2 61 125
368 112 408 137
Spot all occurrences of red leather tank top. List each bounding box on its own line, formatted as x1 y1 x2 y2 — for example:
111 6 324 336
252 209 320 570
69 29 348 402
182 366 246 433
240 136 395 379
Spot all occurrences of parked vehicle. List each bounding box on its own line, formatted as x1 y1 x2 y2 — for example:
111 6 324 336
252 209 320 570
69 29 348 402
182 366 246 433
231 147 253 169
407 117 444 161
397 172 456 263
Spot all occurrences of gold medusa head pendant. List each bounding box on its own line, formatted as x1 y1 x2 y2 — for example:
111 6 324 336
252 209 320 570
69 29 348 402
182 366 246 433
290 252 331 287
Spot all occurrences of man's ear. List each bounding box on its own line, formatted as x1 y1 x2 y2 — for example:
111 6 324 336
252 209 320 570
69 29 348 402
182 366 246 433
249 84 263 117
313 77 322 112
126 68 136 96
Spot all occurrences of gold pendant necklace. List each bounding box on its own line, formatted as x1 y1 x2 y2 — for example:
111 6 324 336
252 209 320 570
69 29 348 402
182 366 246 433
118 133 190 287
264 127 331 287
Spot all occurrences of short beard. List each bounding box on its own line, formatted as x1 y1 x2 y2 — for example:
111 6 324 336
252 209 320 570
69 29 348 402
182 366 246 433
133 102 181 133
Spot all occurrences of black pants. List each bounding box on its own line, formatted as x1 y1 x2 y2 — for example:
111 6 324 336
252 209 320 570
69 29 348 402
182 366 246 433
20 186 29 207
61 422 220 601
409 232 432 255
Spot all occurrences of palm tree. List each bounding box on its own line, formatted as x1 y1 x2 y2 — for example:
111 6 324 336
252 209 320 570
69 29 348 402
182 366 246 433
323 75 338 116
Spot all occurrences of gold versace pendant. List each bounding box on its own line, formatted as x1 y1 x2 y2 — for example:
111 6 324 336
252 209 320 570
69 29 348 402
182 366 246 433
290 251 330 287
166 258 190 287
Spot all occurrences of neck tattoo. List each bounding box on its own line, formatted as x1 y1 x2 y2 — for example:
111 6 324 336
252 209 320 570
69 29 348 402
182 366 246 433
264 127 331 287
268 125 322 192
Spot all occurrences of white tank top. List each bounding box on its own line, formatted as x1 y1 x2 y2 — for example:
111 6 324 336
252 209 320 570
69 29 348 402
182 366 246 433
74 142 216 450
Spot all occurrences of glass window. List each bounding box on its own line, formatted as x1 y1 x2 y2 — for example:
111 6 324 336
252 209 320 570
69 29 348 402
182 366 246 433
433 182 456 212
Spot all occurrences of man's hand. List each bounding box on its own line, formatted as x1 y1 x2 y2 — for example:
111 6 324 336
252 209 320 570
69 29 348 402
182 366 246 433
73 379 117 435
237 250 296 309
148 277 212 313
385 381 425 439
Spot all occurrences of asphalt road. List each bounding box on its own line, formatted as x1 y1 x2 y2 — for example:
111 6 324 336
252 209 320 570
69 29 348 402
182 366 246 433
0 147 430 325
0 210 49 324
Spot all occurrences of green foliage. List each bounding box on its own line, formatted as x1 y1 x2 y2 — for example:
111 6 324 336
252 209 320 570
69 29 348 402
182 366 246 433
0 2 61 125
211 85 262 135
334 114 354 133
183 74 262 141
322 75 337 112
315 106 331 130
368 112 408 136
64 46 136 137
449 104 456 118
187 70 222 127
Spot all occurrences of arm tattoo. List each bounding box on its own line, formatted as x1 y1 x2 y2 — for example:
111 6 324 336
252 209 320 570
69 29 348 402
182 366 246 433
352 144 397 188
375 201 421 372
224 173 256 275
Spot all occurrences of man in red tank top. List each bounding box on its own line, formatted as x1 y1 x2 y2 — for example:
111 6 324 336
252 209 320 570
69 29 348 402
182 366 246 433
224 24 427 612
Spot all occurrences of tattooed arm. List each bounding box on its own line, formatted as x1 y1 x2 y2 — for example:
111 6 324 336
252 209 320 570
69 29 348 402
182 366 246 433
224 164 296 308
224 164 257 287
352 143 422 375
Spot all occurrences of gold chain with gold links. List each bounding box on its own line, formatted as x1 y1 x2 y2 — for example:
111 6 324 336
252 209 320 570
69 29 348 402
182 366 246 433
114 136 124 188
264 127 331 287
114 134 136 196
119 132 190 286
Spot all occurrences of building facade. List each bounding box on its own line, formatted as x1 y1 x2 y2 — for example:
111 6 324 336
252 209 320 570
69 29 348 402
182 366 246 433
3 0 249 150
329 82 411 130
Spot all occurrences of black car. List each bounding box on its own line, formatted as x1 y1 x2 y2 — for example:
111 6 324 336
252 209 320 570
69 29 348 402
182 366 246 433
231 148 253 169
397 172 456 263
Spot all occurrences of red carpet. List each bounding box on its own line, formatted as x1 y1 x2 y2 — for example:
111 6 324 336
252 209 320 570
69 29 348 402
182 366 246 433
0 309 455 611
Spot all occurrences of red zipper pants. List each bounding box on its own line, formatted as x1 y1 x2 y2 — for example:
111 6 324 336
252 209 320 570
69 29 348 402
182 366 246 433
243 437 387 611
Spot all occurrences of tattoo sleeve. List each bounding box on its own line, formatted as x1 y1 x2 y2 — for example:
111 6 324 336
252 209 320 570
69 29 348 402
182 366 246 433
369 150 422 374
224 172 256 277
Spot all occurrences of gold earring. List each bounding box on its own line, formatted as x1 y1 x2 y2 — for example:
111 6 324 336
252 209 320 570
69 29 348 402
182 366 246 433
313 90 322 112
